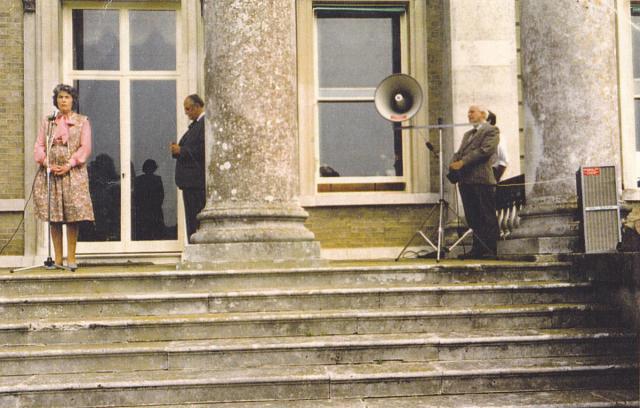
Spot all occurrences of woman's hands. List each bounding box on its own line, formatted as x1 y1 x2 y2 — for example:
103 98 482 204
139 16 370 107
50 163 72 176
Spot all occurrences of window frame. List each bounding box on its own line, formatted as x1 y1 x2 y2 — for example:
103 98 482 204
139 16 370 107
297 0 434 207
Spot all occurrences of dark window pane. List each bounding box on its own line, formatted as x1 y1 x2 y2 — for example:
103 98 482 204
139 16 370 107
130 11 177 71
317 14 400 88
72 10 119 70
131 80 177 241
319 102 402 177
75 80 121 242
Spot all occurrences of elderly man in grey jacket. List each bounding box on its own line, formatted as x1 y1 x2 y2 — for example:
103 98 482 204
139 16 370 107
449 105 500 259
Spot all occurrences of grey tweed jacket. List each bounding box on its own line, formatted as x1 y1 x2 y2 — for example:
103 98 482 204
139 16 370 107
450 122 500 185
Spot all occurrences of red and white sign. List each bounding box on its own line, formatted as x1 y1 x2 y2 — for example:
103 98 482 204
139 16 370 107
583 167 601 176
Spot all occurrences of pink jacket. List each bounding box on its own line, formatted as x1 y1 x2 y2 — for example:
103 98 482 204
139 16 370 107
34 112 92 168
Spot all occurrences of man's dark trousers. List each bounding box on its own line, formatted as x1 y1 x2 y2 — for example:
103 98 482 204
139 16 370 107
458 183 499 255
174 116 205 244
182 188 205 243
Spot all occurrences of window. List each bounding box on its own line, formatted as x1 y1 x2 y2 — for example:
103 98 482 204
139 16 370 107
317 8 403 189
297 1 429 202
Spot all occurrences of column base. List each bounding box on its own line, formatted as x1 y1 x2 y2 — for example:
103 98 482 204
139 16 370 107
180 240 326 270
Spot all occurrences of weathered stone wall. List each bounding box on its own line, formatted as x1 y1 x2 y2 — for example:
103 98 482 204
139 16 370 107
575 251 640 392
0 1 25 255
579 253 640 331
305 205 433 248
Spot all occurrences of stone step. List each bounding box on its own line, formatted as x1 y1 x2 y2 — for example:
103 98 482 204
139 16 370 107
136 389 639 407
0 329 633 376
0 261 575 297
0 303 618 345
363 390 640 408
0 357 635 407
0 281 595 320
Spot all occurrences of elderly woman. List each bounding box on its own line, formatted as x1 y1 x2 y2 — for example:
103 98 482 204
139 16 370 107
33 84 94 271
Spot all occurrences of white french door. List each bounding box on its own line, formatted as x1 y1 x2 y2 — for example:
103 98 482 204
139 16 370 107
62 3 188 253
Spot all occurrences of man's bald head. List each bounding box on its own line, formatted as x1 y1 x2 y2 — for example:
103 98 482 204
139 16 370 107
468 105 488 124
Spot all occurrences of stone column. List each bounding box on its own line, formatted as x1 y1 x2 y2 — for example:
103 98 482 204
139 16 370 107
499 0 621 256
182 0 322 268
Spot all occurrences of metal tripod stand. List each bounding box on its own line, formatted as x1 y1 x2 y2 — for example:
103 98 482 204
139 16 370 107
395 120 486 263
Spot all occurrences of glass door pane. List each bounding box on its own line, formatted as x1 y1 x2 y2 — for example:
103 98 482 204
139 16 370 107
130 10 176 71
72 9 120 71
130 80 178 241
75 80 122 242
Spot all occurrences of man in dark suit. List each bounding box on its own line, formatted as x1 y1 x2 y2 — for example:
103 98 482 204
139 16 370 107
170 94 206 243
449 105 500 259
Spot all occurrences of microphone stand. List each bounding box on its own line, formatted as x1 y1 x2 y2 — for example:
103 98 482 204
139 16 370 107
395 119 489 262
12 114 72 273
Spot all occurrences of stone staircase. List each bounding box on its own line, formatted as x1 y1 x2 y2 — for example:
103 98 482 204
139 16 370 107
0 261 637 407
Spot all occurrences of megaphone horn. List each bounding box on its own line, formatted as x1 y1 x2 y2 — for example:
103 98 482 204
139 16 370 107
374 74 423 123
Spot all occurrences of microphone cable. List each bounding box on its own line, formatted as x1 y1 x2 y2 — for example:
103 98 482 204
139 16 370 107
2 117 58 256
0 166 41 255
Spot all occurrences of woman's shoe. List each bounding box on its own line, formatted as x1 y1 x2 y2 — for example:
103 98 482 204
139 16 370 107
67 263 78 272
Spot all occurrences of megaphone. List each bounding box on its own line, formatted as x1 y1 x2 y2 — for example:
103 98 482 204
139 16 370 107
374 74 423 122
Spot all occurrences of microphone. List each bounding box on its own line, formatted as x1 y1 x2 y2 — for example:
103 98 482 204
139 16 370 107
47 110 58 121
425 141 438 158
425 141 435 152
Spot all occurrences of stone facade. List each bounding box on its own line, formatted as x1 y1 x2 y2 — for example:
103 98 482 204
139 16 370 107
0 0 639 264
0 1 25 256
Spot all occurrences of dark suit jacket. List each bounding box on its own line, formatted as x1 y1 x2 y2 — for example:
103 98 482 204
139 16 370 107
174 116 205 190
450 122 500 185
